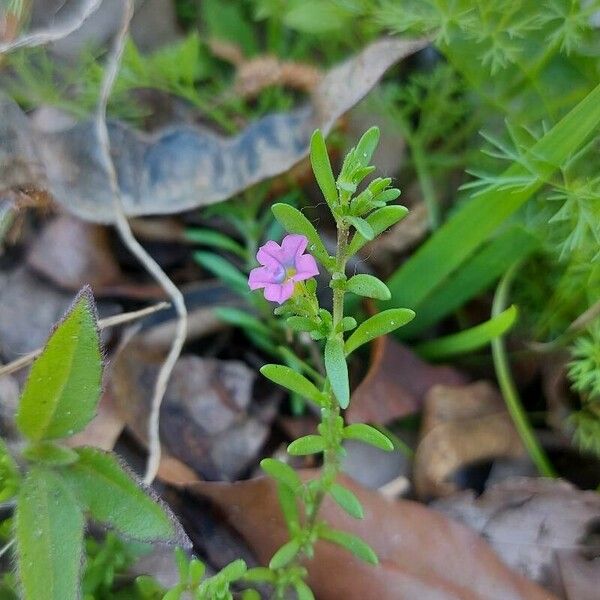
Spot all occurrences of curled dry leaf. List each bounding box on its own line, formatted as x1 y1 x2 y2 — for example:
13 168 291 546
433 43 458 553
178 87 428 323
111 344 276 481
348 336 467 425
414 381 525 499
188 472 554 600
433 478 600 598
0 37 428 223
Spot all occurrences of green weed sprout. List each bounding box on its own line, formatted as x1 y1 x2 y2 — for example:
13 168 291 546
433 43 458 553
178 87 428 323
245 127 415 598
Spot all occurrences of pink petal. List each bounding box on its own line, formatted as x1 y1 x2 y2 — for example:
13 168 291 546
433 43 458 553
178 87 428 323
281 234 308 260
248 266 275 290
257 240 283 270
264 281 295 304
293 254 319 281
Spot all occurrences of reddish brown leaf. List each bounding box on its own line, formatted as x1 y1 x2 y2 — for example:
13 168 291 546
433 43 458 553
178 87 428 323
348 336 467 425
188 473 554 600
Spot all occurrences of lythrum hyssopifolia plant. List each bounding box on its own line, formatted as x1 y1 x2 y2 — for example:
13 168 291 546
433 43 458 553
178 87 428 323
244 127 415 598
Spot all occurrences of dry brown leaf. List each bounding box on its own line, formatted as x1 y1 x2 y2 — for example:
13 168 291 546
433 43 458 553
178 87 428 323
347 336 467 425
0 37 428 222
433 478 600 598
414 381 525 498
188 473 554 600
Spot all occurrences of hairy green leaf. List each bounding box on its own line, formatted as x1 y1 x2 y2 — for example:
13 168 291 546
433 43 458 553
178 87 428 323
61 447 177 543
347 205 408 256
0 438 20 502
16 467 84 600
22 442 79 466
16 288 102 441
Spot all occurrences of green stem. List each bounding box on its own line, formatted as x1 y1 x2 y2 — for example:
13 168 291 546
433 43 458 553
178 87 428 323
491 264 556 477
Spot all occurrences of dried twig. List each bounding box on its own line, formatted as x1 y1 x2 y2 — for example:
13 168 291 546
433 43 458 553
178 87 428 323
0 0 103 54
94 0 187 485
0 302 170 378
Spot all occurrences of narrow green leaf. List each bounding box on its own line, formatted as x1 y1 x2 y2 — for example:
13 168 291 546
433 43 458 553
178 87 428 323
0 438 20 502
287 435 326 456
329 483 364 519
216 307 272 338
416 305 519 360
194 252 248 295
219 559 247 582
346 274 391 300
243 567 277 583
343 423 394 451
269 539 301 569
22 442 79 466
310 129 338 210
318 526 378 565
260 364 325 405
277 483 300 535
386 82 600 311
16 467 84 600
354 126 380 167
347 216 374 240
325 337 350 409
345 309 415 355
271 203 333 269
294 580 316 600
16 287 102 441
61 447 178 543
260 458 302 491
185 228 246 258
399 227 538 337
347 205 408 256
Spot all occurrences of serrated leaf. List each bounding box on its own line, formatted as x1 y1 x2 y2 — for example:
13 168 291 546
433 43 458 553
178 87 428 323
260 458 302 491
318 526 378 565
354 126 380 167
329 483 364 519
325 337 350 409
346 274 391 300
22 442 79 466
269 539 301 569
16 467 84 600
61 447 178 543
16 287 102 441
260 364 325 405
347 216 375 240
310 129 338 209
287 435 326 456
271 203 333 269
345 309 415 355
347 205 408 255
194 252 248 295
343 423 394 451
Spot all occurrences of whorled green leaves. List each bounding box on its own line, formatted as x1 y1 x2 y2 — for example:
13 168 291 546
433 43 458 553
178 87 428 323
16 288 102 441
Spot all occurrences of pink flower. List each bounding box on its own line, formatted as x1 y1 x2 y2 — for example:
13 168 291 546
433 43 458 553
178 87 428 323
248 234 319 304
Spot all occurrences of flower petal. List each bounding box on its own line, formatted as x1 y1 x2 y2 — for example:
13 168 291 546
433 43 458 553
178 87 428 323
264 281 295 304
248 266 276 290
293 254 319 281
257 240 283 270
281 234 308 260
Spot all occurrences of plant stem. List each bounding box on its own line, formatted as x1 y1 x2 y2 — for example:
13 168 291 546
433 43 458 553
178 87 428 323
492 263 556 477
